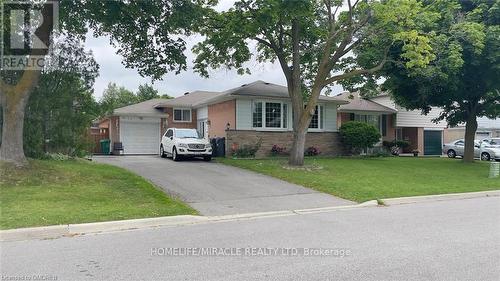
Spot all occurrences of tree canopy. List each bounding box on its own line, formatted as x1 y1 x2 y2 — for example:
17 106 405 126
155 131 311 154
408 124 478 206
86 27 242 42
380 0 500 162
192 0 440 165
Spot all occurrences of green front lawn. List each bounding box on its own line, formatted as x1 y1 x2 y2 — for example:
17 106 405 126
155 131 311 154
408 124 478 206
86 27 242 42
219 157 500 202
0 160 197 230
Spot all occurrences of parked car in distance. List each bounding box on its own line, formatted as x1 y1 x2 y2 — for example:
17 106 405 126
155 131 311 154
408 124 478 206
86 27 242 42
443 139 479 159
160 128 212 161
479 138 500 161
443 139 500 161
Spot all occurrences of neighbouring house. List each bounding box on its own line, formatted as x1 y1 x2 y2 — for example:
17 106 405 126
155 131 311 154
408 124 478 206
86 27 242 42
444 117 500 143
99 98 170 154
99 81 348 156
337 92 447 155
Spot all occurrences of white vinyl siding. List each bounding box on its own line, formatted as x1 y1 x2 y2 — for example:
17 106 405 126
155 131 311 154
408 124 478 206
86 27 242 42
197 106 208 120
371 95 446 128
323 103 338 132
236 99 252 130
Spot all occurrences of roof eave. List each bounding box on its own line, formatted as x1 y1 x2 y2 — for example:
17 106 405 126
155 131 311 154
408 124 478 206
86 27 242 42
338 108 397 114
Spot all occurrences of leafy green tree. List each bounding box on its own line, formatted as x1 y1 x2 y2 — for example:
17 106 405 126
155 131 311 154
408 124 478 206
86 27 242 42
193 0 439 165
24 36 99 157
1 0 213 165
136 84 160 102
100 83 137 115
340 121 381 155
160 94 174 99
381 0 500 163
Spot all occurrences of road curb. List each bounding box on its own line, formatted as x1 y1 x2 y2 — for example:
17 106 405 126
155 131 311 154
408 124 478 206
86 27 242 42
293 200 378 214
0 225 69 242
2 191 498 242
380 190 500 206
0 207 359 242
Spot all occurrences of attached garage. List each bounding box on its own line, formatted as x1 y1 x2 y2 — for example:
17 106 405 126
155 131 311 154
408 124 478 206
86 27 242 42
120 117 161 154
424 130 443 156
101 99 169 155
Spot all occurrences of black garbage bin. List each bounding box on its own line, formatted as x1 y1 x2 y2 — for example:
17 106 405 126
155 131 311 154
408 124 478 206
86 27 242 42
210 138 217 155
215 137 226 157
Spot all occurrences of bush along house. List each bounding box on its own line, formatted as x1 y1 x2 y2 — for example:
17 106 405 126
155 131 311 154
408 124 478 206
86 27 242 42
99 81 349 157
336 91 448 156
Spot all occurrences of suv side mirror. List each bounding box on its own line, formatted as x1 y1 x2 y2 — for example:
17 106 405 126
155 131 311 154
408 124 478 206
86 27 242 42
169 136 173 140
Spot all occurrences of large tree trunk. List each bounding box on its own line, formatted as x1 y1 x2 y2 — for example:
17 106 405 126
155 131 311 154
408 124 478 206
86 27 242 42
0 71 41 166
287 19 308 166
289 129 307 166
463 113 478 163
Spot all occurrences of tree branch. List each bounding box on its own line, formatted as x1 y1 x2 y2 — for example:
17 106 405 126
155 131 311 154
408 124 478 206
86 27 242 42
322 56 387 87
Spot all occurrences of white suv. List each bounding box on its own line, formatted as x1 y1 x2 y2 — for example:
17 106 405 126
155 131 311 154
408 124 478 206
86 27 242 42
160 128 212 161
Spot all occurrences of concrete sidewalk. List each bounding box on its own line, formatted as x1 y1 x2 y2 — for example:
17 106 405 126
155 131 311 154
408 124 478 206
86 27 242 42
93 156 353 215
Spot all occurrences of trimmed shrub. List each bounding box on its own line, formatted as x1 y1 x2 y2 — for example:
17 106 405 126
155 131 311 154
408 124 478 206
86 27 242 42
305 146 320 156
231 139 262 158
340 121 381 155
271 144 287 156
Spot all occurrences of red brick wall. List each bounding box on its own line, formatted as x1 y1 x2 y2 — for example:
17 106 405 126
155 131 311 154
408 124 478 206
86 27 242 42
208 100 236 138
383 114 396 142
337 112 352 128
164 107 197 129
226 130 346 158
110 116 120 144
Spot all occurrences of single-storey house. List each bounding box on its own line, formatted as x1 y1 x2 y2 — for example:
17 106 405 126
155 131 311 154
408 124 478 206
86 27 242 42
336 92 447 155
100 81 348 156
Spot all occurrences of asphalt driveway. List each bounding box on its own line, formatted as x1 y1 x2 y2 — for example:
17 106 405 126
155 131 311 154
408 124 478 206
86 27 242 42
94 156 353 215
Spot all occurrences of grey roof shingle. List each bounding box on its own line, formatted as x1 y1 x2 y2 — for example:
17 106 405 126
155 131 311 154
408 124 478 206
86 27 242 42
226 80 348 103
154 80 348 109
153 91 225 108
336 92 397 113
113 98 169 116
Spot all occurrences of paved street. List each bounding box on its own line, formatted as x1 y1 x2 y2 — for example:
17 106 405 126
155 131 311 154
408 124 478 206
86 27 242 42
1 196 499 281
94 156 352 215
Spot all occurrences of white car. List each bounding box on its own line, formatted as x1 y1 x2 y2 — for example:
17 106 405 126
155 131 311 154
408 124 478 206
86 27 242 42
160 128 212 161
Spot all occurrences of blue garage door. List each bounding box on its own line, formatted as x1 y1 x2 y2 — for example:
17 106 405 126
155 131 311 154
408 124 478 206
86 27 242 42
424 130 443 155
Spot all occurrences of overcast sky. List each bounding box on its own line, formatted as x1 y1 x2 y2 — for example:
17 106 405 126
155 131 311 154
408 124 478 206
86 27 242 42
84 0 344 100
85 33 291 99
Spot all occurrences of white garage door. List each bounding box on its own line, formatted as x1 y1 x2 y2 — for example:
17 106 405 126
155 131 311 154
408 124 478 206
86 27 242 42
120 117 160 154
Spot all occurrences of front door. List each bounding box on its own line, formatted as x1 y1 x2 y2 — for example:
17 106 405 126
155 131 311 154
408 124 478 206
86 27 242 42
197 119 207 139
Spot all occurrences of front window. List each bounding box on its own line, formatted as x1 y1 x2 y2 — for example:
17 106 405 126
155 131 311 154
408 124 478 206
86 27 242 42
253 102 263 128
253 101 288 129
309 105 324 129
173 108 192 122
354 114 381 132
265 102 282 128
175 129 201 139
